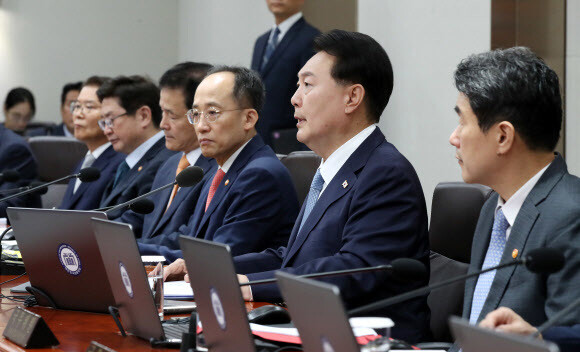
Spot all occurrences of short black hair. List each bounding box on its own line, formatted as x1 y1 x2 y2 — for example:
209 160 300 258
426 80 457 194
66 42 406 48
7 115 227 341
97 75 162 128
60 81 83 106
455 47 562 152
83 76 111 89
4 87 36 116
313 29 394 122
160 62 212 109
206 66 265 112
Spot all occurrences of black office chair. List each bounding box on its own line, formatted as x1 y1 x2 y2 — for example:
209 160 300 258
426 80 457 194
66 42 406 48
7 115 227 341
422 182 493 345
28 136 87 183
281 151 321 207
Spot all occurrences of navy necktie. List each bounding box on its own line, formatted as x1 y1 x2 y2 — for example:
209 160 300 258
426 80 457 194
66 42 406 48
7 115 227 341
261 27 280 71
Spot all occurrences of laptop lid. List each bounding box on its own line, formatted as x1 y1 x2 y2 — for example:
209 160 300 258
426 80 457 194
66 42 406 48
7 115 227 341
90 218 165 341
7 207 114 313
178 236 255 352
276 271 360 352
449 316 560 352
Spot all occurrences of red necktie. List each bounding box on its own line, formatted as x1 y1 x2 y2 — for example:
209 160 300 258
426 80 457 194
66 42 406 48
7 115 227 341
165 154 190 211
205 169 226 211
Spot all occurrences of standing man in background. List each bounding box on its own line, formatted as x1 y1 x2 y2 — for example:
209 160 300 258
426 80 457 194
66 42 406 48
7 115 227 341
251 0 319 152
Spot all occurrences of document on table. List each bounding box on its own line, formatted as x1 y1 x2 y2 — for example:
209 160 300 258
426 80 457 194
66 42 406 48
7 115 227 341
163 280 194 299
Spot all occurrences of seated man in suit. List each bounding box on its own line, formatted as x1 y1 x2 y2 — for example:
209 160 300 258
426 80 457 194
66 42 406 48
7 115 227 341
122 62 215 238
251 0 319 150
141 66 299 262
60 76 125 210
447 47 580 352
28 81 82 137
0 124 40 217
165 30 431 343
97 76 176 226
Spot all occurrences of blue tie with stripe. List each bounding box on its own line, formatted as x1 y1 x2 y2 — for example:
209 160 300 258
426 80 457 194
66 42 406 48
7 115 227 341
297 169 324 234
469 208 509 324
261 27 280 71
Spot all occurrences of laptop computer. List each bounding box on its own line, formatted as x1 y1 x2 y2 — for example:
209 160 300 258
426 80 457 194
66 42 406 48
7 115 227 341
178 236 257 352
449 316 560 352
91 218 192 343
7 208 115 313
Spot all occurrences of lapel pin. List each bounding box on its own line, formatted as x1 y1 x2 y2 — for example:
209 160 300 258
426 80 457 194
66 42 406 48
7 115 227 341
342 180 348 188
512 248 519 259
137 166 143 172
225 179 230 186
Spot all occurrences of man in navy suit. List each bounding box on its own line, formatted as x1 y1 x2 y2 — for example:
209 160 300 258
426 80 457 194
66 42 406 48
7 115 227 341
122 62 215 239
0 125 40 217
28 81 82 138
251 0 319 150
97 76 176 223
164 31 431 343
60 76 124 210
141 66 299 263
447 48 580 352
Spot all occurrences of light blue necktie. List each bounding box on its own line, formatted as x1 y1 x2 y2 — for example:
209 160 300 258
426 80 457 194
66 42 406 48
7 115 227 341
469 208 509 324
261 27 280 71
298 169 324 234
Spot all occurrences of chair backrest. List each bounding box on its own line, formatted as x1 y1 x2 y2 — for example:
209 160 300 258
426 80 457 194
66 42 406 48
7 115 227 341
28 136 87 183
281 151 321 207
429 182 493 263
41 184 68 209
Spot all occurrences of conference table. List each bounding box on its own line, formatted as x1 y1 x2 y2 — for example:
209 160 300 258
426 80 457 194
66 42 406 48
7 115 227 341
0 274 269 352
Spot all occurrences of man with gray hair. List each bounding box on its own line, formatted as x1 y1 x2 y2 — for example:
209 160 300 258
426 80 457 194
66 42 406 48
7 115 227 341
448 47 580 351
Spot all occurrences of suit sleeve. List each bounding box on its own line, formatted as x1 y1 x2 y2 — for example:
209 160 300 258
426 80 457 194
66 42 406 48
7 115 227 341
544 325 580 352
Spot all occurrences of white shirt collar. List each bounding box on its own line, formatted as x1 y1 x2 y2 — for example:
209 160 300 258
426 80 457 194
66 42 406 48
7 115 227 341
89 142 111 160
185 147 203 166
220 137 253 174
495 162 551 238
125 131 164 169
318 125 376 195
270 12 302 43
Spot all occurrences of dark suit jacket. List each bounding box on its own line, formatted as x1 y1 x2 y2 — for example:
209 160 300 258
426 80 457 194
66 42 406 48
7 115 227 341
251 17 319 146
59 145 124 210
138 135 299 262
122 152 214 239
459 155 580 335
99 137 177 219
233 128 431 343
544 325 580 352
27 123 67 137
0 126 41 217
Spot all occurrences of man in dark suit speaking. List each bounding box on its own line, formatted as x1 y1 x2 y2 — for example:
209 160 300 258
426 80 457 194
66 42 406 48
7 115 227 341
251 0 319 150
447 47 580 352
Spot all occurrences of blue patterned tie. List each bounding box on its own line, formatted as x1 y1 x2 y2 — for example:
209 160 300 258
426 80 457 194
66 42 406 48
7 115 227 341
298 169 324 233
261 27 280 71
113 161 130 188
469 208 509 324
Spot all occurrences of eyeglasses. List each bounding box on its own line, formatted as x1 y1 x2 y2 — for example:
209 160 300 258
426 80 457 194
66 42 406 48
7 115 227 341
98 112 128 130
70 101 100 114
186 107 247 125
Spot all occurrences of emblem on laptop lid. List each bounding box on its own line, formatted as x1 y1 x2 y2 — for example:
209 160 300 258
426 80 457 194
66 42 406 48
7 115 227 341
118 262 134 298
210 286 227 331
57 244 82 276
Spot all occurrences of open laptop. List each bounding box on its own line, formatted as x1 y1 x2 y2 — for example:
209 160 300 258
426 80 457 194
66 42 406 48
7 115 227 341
91 218 194 343
178 236 258 352
276 271 363 352
450 316 560 352
7 208 115 313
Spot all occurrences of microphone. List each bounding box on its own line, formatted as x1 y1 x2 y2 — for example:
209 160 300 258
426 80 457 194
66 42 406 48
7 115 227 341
348 248 565 316
130 198 155 215
240 258 427 286
0 167 100 204
99 166 204 216
0 170 20 183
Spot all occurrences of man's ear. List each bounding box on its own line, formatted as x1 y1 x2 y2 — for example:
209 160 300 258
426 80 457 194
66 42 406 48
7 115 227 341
244 109 259 131
344 84 365 114
135 106 153 128
496 121 515 155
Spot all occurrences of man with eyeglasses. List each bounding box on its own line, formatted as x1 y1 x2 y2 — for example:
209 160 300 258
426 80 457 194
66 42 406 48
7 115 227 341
97 75 176 226
142 66 299 265
120 62 216 240
60 76 125 211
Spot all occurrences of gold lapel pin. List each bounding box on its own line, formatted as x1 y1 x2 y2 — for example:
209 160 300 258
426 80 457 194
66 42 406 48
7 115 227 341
342 180 348 188
512 248 519 259
225 179 230 186
137 166 143 172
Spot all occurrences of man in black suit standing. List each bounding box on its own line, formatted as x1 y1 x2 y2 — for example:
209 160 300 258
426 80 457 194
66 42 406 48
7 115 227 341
251 0 319 152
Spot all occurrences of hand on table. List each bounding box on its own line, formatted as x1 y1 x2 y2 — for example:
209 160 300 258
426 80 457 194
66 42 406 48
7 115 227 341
479 307 541 339
149 259 189 282
238 274 253 301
